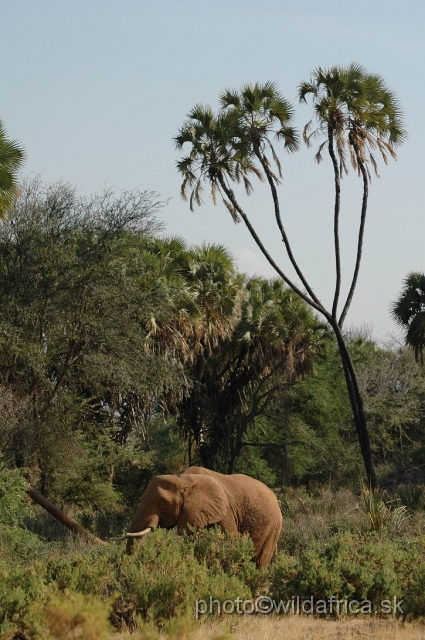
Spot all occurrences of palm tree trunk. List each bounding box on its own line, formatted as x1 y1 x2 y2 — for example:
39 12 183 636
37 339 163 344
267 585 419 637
253 144 321 307
339 154 368 327
332 321 377 488
216 172 378 488
327 128 342 319
217 174 326 316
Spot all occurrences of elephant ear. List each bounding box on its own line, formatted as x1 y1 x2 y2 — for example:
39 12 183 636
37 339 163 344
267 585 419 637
177 474 232 533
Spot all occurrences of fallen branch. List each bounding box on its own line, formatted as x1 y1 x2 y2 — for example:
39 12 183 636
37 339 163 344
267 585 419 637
26 486 105 544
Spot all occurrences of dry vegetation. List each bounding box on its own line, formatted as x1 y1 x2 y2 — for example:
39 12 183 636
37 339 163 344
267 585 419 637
197 617 425 640
111 616 425 640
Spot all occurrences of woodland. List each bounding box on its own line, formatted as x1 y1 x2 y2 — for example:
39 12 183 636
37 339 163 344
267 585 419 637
2 65 425 639
1 178 424 508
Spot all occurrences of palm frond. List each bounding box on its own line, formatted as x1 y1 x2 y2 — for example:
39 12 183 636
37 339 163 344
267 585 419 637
299 63 406 180
314 140 327 164
222 198 240 224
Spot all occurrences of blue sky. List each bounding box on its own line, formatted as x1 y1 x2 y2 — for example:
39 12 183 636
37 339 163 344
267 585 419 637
1 0 424 339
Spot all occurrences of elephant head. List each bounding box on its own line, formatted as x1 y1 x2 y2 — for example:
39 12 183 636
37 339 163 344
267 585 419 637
120 473 235 554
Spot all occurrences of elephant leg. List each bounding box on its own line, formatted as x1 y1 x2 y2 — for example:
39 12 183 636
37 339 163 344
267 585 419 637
253 529 280 569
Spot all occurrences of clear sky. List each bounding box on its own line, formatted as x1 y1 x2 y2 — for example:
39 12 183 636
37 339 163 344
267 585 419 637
1 0 424 340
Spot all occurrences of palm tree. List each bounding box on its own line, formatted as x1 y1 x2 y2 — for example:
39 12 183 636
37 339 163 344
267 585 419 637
178 272 324 473
0 119 25 222
175 105 261 223
219 83 320 301
223 277 325 472
299 64 406 324
175 68 406 487
391 272 425 363
297 65 406 487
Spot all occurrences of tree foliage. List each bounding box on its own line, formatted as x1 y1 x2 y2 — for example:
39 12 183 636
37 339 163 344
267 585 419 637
391 272 425 363
0 119 25 221
0 179 187 498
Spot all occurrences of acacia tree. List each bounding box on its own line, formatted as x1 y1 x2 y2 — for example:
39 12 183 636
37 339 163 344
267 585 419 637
391 272 425 363
175 66 406 487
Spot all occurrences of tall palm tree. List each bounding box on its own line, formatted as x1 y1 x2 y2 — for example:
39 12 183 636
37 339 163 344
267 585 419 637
0 120 25 222
175 68 406 487
391 272 425 363
299 64 406 324
175 87 323 314
297 65 406 487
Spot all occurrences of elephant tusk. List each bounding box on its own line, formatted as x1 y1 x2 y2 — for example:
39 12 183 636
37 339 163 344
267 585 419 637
125 527 152 538
109 527 152 541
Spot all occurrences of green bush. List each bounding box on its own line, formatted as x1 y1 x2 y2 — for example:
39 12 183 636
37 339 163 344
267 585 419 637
2 491 425 637
269 531 425 614
112 529 254 627
42 591 112 640
44 529 258 628
0 560 49 639
0 467 32 526
189 527 265 593
0 524 51 564
46 544 117 597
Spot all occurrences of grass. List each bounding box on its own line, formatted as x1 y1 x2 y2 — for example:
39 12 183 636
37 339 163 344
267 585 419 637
194 617 425 640
111 616 425 640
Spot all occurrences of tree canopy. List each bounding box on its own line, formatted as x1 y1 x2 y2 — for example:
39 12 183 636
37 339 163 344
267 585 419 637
391 272 425 363
0 119 25 221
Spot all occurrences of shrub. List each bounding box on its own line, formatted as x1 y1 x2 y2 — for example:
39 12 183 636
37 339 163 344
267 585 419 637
0 467 32 526
112 529 254 627
361 483 410 535
278 487 365 555
42 591 112 640
0 524 51 564
269 532 408 610
42 529 259 628
45 543 118 600
189 527 265 593
0 561 49 639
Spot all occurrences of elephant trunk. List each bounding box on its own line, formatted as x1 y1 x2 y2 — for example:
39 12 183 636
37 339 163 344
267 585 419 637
125 513 159 553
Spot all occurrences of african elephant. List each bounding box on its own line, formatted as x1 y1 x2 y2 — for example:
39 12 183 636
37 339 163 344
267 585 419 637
120 466 282 568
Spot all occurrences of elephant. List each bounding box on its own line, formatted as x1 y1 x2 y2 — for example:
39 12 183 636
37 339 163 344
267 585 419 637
119 466 282 568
